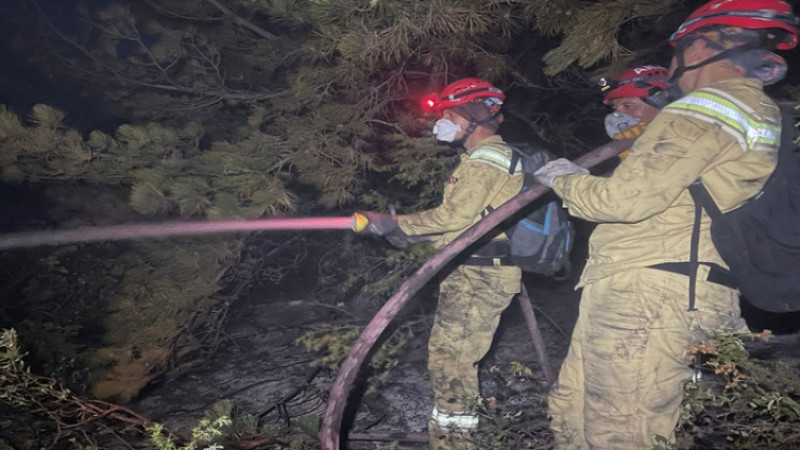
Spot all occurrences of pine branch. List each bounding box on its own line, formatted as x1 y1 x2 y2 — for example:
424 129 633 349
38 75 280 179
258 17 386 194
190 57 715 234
204 0 277 40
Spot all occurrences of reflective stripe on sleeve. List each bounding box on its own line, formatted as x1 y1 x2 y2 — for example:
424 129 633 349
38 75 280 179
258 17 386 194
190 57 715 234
431 406 479 430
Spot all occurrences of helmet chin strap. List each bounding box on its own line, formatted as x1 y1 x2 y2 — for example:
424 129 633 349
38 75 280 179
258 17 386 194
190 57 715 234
454 112 501 147
453 123 475 147
642 87 672 110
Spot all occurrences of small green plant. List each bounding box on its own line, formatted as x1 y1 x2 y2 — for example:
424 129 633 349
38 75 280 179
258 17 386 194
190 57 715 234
651 434 679 450
148 416 231 450
294 321 414 393
1 328 72 411
148 399 259 450
295 324 361 370
294 414 321 437
749 391 800 421
441 393 552 449
678 331 800 448
509 361 534 379
1 328 155 447
459 393 484 414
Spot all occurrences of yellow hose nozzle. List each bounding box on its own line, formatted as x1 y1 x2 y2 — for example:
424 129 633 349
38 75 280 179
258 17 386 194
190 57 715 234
352 212 369 232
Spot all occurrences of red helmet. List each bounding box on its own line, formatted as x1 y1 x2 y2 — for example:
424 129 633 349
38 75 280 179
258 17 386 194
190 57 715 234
430 78 505 116
601 65 669 104
669 0 799 50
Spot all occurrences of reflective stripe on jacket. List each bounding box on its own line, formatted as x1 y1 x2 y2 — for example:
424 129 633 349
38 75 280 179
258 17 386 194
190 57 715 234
552 78 780 287
397 135 523 249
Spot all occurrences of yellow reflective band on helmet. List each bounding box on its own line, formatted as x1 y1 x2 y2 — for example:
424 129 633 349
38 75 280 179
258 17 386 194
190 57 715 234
666 88 780 152
431 406 479 430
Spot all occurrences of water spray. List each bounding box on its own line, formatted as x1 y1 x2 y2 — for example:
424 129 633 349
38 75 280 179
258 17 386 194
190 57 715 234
0 213 373 250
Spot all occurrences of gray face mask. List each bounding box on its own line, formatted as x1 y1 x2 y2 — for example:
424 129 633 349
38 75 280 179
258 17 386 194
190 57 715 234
433 118 462 142
604 112 641 138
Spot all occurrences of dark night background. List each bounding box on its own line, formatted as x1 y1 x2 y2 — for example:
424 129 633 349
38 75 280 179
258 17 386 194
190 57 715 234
0 1 124 132
1 0 800 448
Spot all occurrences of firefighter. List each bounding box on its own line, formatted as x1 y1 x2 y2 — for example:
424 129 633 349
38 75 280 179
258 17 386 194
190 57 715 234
357 78 523 449
599 65 669 158
533 0 797 448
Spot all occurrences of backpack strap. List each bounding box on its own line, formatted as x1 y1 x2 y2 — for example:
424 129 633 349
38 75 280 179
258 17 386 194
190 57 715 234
688 181 722 220
683 181 725 311
648 181 729 311
478 143 523 218
471 238 511 257
687 188 703 311
509 147 523 175
465 238 513 267
648 261 736 289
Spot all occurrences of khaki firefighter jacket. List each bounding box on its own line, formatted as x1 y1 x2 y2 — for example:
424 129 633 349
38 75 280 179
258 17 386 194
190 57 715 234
552 78 781 287
397 135 523 249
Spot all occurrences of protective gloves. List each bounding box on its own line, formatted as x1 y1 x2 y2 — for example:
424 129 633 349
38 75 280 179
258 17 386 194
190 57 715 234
353 211 417 249
384 228 417 249
533 158 589 188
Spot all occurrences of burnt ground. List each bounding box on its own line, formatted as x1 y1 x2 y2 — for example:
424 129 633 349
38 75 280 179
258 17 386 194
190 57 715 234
130 271 579 449
126 219 800 450
129 254 800 450
129 225 591 449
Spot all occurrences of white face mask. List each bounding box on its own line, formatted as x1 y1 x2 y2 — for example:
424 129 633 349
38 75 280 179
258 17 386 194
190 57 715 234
433 118 462 142
604 112 641 138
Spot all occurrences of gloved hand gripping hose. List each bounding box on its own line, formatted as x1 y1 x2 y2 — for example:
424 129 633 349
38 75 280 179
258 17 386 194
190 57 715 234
351 211 425 249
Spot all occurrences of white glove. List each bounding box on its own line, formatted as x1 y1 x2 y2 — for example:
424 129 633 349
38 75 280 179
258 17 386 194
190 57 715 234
533 158 589 188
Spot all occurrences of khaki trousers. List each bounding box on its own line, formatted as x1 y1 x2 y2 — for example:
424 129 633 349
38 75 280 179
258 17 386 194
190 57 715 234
428 263 521 450
548 267 747 449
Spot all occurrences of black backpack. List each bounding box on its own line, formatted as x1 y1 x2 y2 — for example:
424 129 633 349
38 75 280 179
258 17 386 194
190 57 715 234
688 107 800 312
503 143 575 279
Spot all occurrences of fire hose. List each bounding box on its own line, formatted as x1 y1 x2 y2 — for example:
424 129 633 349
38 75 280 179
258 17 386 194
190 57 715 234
319 138 634 449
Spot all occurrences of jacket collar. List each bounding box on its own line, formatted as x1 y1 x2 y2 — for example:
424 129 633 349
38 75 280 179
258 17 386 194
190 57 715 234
465 135 504 156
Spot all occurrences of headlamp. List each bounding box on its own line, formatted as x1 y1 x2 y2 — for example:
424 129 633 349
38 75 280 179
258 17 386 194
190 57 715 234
421 95 438 114
597 77 616 93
